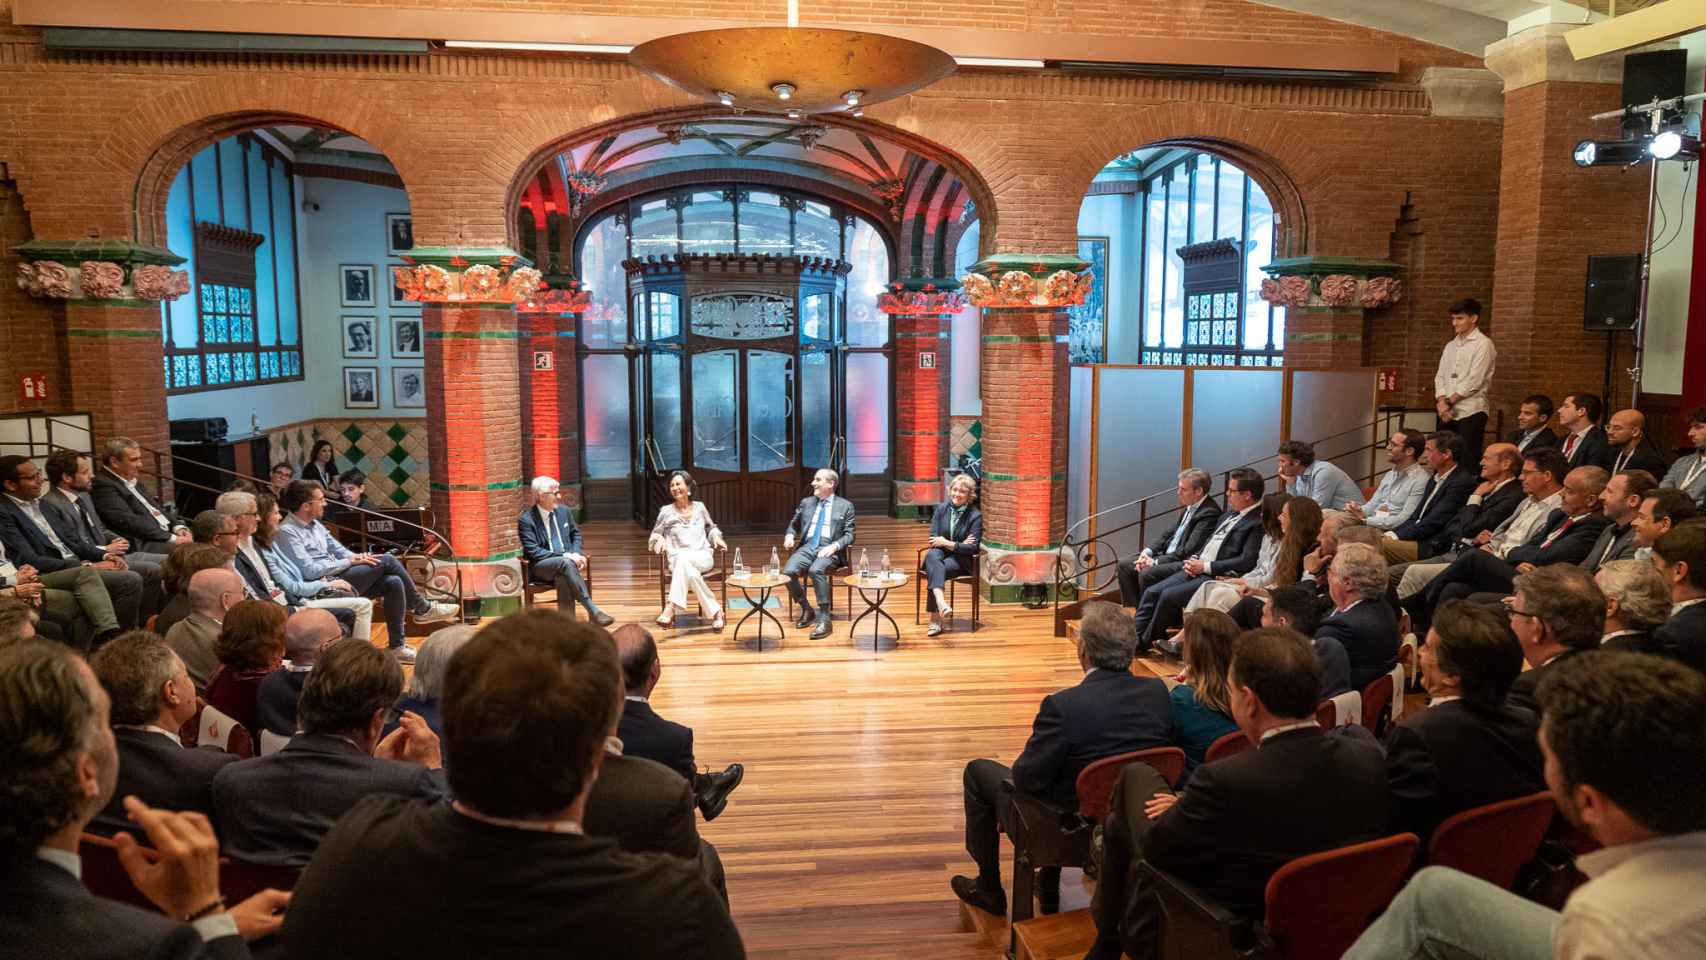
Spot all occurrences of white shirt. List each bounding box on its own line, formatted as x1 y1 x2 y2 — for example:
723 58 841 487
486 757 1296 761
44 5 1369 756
536 506 575 556
1490 491 1563 557
1150 501 1200 557
1556 831 1706 960
4 494 76 560
1601 630 1644 646
236 538 287 605
1198 504 1257 565
1514 427 1550 452
1362 463 1428 530
103 466 172 532
1433 328 1495 418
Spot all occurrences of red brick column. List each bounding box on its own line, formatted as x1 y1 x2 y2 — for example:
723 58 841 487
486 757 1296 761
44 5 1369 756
65 301 171 463
518 302 584 517
879 284 962 518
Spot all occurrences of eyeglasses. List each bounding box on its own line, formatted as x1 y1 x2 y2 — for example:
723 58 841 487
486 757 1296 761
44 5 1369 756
1501 596 1542 621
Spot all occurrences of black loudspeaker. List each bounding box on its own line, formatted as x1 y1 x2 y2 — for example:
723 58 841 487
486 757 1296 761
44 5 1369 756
1621 50 1688 136
1584 255 1641 331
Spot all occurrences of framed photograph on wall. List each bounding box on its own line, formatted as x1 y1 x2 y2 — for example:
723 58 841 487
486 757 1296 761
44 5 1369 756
393 366 426 408
343 366 380 409
391 316 423 358
1068 236 1108 364
387 262 415 309
386 213 413 255
341 316 378 359
339 264 377 308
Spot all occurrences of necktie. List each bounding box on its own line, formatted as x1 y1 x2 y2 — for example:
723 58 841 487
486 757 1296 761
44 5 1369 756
73 496 97 540
1541 517 1576 549
808 500 830 549
1418 476 1442 515
1563 433 1579 460
1166 504 1194 554
547 512 564 553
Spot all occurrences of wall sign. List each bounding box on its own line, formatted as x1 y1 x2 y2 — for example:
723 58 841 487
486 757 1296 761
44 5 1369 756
1377 367 1400 392
918 352 937 369
18 373 46 404
533 351 554 371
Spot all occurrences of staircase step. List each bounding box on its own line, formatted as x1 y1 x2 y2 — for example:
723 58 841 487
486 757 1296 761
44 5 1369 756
1013 908 1100 960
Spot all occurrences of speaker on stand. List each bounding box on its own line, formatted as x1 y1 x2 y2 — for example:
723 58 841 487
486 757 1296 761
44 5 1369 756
1586 254 1641 408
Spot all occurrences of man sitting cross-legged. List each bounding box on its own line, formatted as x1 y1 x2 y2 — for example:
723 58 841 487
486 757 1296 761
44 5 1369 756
517 475 614 626
781 468 855 640
1132 467 1266 653
1115 468 1222 610
952 600 1172 918
612 623 744 821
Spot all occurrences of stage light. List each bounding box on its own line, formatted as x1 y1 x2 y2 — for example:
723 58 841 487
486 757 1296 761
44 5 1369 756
842 89 863 106
1650 131 1682 159
1574 139 1597 167
1572 138 1649 167
772 82 795 100
716 90 734 106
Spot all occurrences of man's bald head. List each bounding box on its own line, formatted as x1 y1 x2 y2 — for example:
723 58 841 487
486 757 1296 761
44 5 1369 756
186 567 242 617
1607 409 1646 448
611 622 658 696
284 608 343 665
1481 441 1519 479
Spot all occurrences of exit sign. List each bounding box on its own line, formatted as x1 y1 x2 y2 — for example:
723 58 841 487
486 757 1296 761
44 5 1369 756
918 352 937 369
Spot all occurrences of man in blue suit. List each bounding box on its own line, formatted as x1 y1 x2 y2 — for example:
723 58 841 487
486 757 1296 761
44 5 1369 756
518 476 612 626
782 468 856 640
0 454 141 633
1132 467 1267 652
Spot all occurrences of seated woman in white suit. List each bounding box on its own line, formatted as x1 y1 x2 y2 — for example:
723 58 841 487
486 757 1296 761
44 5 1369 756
648 470 728 631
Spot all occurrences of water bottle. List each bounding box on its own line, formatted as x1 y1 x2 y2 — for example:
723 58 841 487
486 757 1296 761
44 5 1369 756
769 546 780 576
733 547 744 577
859 548 870 579
881 548 891 578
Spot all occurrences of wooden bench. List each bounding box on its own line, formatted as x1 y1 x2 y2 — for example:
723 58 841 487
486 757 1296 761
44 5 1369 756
1013 908 1102 960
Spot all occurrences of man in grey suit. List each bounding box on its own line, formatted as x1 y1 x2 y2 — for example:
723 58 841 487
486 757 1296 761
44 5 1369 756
1659 406 1706 510
782 468 855 639
43 448 165 620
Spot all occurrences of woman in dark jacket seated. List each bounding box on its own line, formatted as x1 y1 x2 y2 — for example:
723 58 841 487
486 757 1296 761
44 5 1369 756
204 599 287 733
921 474 982 637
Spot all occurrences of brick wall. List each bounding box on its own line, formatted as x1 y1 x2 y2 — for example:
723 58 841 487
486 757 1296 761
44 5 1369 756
423 302 523 561
0 179 68 414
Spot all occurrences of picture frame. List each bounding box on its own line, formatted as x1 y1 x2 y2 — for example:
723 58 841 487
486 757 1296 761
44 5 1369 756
339 264 377 308
1068 236 1108 365
386 213 414 256
340 316 379 359
392 366 426 409
343 366 380 409
387 262 415 309
391 316 423 358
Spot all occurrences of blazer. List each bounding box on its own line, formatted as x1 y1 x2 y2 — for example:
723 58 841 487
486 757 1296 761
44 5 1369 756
41 489 115 554
1314 634 1354 700
281 796 745 960
928 502 983 559
1580 522 1638 574
1384 699 1544 844
1508 426 1559 453
90 469 179 549
1506 649 1585 715
618 698 696 781
0 856 248 960
1145 497 1224 565
164 613 223 692
1600 630 1656 654
211 733 447 866
302 461 337 490
231 550 272 602
1390 467 1478 552
254 668 309 738
517 503 584 567
88 728 240 836
0 495 99 571
1655 602 1706 674
1608 443 1668 478
1316 599 1400 691
1201 507 1266 578
785 494 856 560
1433 479 1527 559
585 752 702 863
1504 510 1611 568
1010 668 1174 809
1561 425 1611 471
1660 452 1706 509
1141 726 1388 916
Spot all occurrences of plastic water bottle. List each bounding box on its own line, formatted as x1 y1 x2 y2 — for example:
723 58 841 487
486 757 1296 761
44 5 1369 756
769 546 780 575
733 547 744 577
859 548 870 579
880 548 891 577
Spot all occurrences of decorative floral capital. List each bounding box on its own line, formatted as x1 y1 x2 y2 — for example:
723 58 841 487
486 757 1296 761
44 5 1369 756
877 282 966 315
1277 275 1312 309
1257 272 1404 310
1361 276 1404 309
1318 274 1358 307
79 261 126 300
393 258 553 305
959 265 1091 309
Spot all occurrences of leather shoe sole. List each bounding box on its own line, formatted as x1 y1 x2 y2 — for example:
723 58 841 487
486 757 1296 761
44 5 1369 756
950 875 1006 917
697 763 745 821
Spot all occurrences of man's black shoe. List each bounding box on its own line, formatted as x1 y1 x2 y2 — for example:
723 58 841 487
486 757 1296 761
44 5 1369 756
694 763 744 821
950 875 1006 917
794 606 816 629
810 616 833 640
589 608 615 627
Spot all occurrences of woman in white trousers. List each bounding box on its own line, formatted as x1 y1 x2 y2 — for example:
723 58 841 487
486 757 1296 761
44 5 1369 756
649 470 727 630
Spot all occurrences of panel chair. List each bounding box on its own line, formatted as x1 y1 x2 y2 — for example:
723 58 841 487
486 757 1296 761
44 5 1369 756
1428 792 1556 890
79 833 159 911
520 556 594 613
655 546 729 622
913 547 981 632
1203 731 1252 765
220 860 304 905
1360 672 1396 739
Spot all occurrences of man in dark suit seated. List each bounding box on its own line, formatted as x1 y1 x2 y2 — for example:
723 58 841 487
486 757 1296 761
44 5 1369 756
1504 565 1604 715
282 610 745 958
517 475 612 626
1115 468 1223 609
255 608 342 739
1652 519 1706 672
951 601 1172 917
1594 559 1669 654
781 467 856 639
1085 627 1388 960
1580 469 1653 575
44 448 165 622
89 436 192 555
0 454 142 633
1605 409 1668 477
1380 431 1479 565
1633 487 1697 559
1260 583 1349 698
1386 600 1543 844
1506 393 1557 453
86 631 239 835
1317 542 1400 690
0 641 287 958
612 623 744 820
1556 392 1611 471
1132 467 1265 652
212 638 447 866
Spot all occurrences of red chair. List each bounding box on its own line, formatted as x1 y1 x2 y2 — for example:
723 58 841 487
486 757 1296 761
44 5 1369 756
1313 700 1335 731
1361 672 1395 737
1204 731 1252 765
1074 747 1187 821
220 859 303 905
79 833 160 912
1428 792 1556 889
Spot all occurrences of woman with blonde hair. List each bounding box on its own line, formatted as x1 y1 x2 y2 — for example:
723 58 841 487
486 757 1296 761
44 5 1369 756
648 470 727 630
922 473 982 637
1169 609 1240 777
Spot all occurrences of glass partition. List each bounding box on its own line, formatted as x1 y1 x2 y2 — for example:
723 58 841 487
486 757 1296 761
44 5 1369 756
795 201 840 258
739 192 791 254
650 352 683 469
747 351 795 471
681 191 736 254
801 349 832 467
846 353 889 472
845 218 889 347
691 350 740 472
582 355 631 478
631 198 677 256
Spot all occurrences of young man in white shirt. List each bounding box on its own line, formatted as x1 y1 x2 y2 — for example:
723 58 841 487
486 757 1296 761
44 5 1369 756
1433 298 1496 469
1345 430 1428 530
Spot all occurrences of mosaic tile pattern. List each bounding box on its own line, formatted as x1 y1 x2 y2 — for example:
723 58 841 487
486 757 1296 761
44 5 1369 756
949 417 982 464
268 418 429 508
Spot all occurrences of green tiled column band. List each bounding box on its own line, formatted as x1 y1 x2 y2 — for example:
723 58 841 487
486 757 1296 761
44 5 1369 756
426 329 521 340
451 550 522 563
982 334 1069 343
980 539 1062 552
430 479 524 492
983 473 1066 482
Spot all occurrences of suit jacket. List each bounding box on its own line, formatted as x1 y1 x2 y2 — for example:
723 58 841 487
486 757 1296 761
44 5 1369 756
785 494 856 561
1508 427 1559 453
1202 507 1265 578
1608 443 1668 478
928 503 983 559
164 613 223 692
41 489 115 556
1506 649 1585 715
1142 726 1388 916
1145 497 1224 565
1390 467 1478 552
0 495 99 571
1504 510 1611 568
1385 699 1544 844
211 733 447 866
255 668 309 738
618 698 696 780
1432 479 1527 559
1316 599 1400 691
1561 425 1611 471
88 728 240 836
1600 630 1656 654
0 856 248 960
585 752 702 863
1314 634 1353 700
1655 602 1706 674
231 549 271 602
281 796 744 960
90 469 179 549
1580 522 1638 574
517 503 584 568
1010 668 1173 809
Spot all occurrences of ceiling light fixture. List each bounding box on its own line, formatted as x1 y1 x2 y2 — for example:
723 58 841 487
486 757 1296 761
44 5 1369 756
716 90 735 106
443 40 633 54
843 89 864 106
772 82 796 101
953 56 1046 68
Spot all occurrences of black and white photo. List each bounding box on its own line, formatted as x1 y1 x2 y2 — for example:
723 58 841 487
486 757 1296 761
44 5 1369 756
392 316 423 358
340 263 377 307
343 366 379 408
393 366 426 408
388 261 415 309
386 213 413 255
341 316 378 358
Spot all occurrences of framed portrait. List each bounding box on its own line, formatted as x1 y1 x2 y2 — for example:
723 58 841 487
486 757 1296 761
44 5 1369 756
391 316 423 358
386 213 413 256
387 262 415 309
339 264 377 308
341 316 378 359
392 366 426 409
1068 236 1108 365
343 366 380 409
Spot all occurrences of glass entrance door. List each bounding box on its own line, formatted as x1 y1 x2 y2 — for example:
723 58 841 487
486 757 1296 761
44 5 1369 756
677 347 796 530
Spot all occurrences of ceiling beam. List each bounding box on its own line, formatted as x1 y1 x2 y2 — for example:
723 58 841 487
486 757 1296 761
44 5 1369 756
1564 0 1706 59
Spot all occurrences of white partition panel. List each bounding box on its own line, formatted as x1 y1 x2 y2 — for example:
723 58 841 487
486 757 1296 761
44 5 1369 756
1189 369 1284 488
1289 370 1379 486
1067 366 1094 587
1092 367 1185 585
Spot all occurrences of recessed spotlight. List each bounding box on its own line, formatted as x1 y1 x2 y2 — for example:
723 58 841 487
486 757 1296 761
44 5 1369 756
842 89 864 106
715 90 734 106
771 82 796 100
786 108 804 119
851 108 864 118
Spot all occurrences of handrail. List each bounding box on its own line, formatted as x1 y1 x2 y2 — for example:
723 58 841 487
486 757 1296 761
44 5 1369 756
827 434 846 475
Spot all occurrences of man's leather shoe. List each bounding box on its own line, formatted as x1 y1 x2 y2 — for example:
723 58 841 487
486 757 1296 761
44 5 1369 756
794 607 816 629
950 875 1006 917
694 763 744 821
810 617 833 640
589 609 615 627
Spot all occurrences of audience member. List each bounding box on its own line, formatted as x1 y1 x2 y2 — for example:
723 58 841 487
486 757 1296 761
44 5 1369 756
0 595 40 645
1345 652 1706 960
164 567 243 691
1388 441 1527 584
1595 559 1669 654
255 607 341 739
1116 468 1222 609
1275 440 1361 512
301 440 337 491
919 473 982 636
1504 565 1604 715
203 600 287 733
613 623 745 820
1433 298 1496 466
1084 627 1388 960
1319 542 1400 689
87 631 238 835
89 436 191 554
1582 469 1654 573
1180 495 1319 634
391 623 478 739
645 470 728 630
1381 431 1478 563
1344 430 1427 529
267 462 294 497
335 470 373 510
190 510 238 558
1507 393 1557 452
212 638 446 866
1557 392 1611 471
272 479 457 663
1606 409 1668 476
781 467 856 640
0 641 287 957
1633 487 1697 560
1259 583 1348 697
281 610 745 958
43 448 165 620
1133 467 1265 652
953 601 1172 917
0 517 113 650
1385 600 1542 844
519 475 614 625
0 453 138 635
1652 519 1706 672
253 492 371 639
1658 405 1706 509
153 543 232 638
219 490 357 637
1167 611 1239 777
